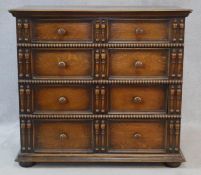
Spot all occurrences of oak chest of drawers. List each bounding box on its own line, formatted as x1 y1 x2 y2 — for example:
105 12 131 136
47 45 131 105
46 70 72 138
9 6 191 167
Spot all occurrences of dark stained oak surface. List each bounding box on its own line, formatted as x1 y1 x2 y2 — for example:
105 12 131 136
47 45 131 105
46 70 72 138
34 120 93 152
9 6 191 167
33 49 93 78
108 120 165 152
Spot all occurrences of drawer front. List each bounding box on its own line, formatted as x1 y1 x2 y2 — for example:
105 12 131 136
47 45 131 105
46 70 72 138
34 86 92 113
109 20 170 42
34 120 93 153
32 20 92 41
32 49 92 78
108 120 166 153
109 85 167 113
109 49 169 78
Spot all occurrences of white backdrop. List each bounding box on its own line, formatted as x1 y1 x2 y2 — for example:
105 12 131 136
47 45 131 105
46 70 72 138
0 0 201 175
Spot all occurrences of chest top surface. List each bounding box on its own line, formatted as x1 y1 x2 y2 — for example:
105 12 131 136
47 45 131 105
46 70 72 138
9 6 192 17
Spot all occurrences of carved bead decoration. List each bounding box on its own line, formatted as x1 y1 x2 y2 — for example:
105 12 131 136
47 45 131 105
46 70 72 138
19 79 183 85
20 114 181 119
17 42 184 48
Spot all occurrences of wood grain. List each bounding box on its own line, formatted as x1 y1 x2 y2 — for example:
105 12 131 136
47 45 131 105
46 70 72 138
32 20 92 41
109 49 168 77
110 86 166 112
34 86 92 112
33 49 92 78
34 120 93 152
108 120 165 152
109 20 169 41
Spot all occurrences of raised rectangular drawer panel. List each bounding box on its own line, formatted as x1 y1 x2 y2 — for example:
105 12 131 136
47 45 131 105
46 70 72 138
109 49 169 78
109 86 167 113
34 120 93 152
34 86 92 113
32 49 92 78
32 20 93 41
108 120 166 153
109 20 170 42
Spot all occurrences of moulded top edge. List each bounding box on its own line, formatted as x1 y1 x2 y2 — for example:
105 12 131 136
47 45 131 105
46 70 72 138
9 6 192 12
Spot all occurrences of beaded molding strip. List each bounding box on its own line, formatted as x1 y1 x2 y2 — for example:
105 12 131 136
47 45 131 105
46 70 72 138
17 43 184 48
20 114 181 119
19 79 182 85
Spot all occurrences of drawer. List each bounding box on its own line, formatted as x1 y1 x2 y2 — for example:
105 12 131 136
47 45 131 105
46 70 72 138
32 49 93 78
109 49 169 78
109 85 167 113
34 120 93 153
107 120 166 153
32 20 93 41
34 85 92 113
109 20 170 42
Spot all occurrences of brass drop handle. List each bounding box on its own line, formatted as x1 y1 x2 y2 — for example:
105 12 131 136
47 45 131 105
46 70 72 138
135 27 144 34
58 96 67 104
132 96 142 104
57 28 66 35
133 132 142 139
59 133 68 140
58 61 66 68
134 60 143 68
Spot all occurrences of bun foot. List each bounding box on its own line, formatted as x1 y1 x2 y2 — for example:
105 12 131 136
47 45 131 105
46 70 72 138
19 162 35 167
165 162 181 168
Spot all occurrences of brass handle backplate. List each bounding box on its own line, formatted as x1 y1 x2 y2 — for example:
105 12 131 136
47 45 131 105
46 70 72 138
133 132 142 139
135 27 144 34
58 96 67 104
132 96 142 104
58 61 66 68
57 28 66 35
